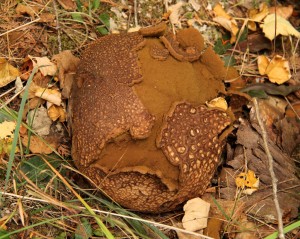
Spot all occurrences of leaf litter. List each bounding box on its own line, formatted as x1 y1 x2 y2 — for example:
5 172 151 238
0 0 300 238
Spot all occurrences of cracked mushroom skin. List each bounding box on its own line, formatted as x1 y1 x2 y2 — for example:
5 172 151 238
70 29 231 212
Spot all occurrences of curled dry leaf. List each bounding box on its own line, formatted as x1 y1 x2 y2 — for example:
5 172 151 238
257 55 291 84
261 14 300 40
248 3 269 31
21 135 56 154
182 198 210 232
28 55 57 76
57 0 76 10
206 97 228 110
35 88 62 106
235 170 260 195
27 107 52 136
0 58 20 88
51 50 80 98
269 5 293 19
15 3 39 18
213 3 238 43
47 105 66 122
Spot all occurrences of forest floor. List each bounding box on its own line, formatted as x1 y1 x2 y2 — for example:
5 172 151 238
0 0 300 238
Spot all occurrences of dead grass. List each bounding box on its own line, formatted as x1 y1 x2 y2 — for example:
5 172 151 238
0 0 300 238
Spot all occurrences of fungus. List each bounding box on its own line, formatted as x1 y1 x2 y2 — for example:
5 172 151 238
160 29 203 62
71 27 232 212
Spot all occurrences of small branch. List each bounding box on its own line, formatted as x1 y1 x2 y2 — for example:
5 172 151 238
253 98 285 239
52 0 62 53
134 0 138 27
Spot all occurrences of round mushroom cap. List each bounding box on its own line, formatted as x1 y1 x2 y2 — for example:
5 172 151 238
70 28 231 212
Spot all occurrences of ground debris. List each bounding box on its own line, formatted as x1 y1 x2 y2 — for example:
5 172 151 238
220 118 300 223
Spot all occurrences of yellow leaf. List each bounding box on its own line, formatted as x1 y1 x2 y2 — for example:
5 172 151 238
248 3 269 31
206 97 228 110
48 105 66 122
235 170 259 195
28 55 57 76
261 14 300 40
0 58 20 88
213 3 231 20
213 3 238 43
0 121 19 155
0 121 16 139
257 55 291 84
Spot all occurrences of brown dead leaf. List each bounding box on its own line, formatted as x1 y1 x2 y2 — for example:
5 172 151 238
257 55 291 84
28 55 57 76
0 58 20 87
15 3 39 18
261 14 300 40
213 3 238 43
52 50 80 98
57 0 76 10
269 5 293 19
21 135 56 154
38 13 56 23
48 105 66 122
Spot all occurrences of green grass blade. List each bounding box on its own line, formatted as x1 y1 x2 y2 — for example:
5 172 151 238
1 67 38 199
264 220 300 239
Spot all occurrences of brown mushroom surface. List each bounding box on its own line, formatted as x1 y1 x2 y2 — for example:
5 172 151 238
70 28 231 212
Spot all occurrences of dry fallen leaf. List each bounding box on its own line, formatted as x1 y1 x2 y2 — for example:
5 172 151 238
0 58 20 88
15 3 38 18
182 198 210 232
257 55 291 84
52 50 80 98
261 13 300 40
27 107 52 136
248 3 269 31
269 5 293 19
0 121 16 139
168 1 185 27
213 3 238 43
0 121 18 155
235 170 260 195
57 0 76 10
21 135 56 154
206 97 228 110
35 88 62 106
28 55 57 76
47 104 66 122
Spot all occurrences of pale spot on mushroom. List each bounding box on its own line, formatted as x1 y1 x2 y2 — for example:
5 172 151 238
177 146 186 154
189 154 195 159
190 107 196 114
190 129 195 137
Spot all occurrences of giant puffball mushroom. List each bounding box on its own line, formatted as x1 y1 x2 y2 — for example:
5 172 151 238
70 27 232 212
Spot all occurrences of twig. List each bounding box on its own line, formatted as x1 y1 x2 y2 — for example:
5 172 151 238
0 18 41 37
52 0 62 53
253 98 285 239
134 0 138 27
